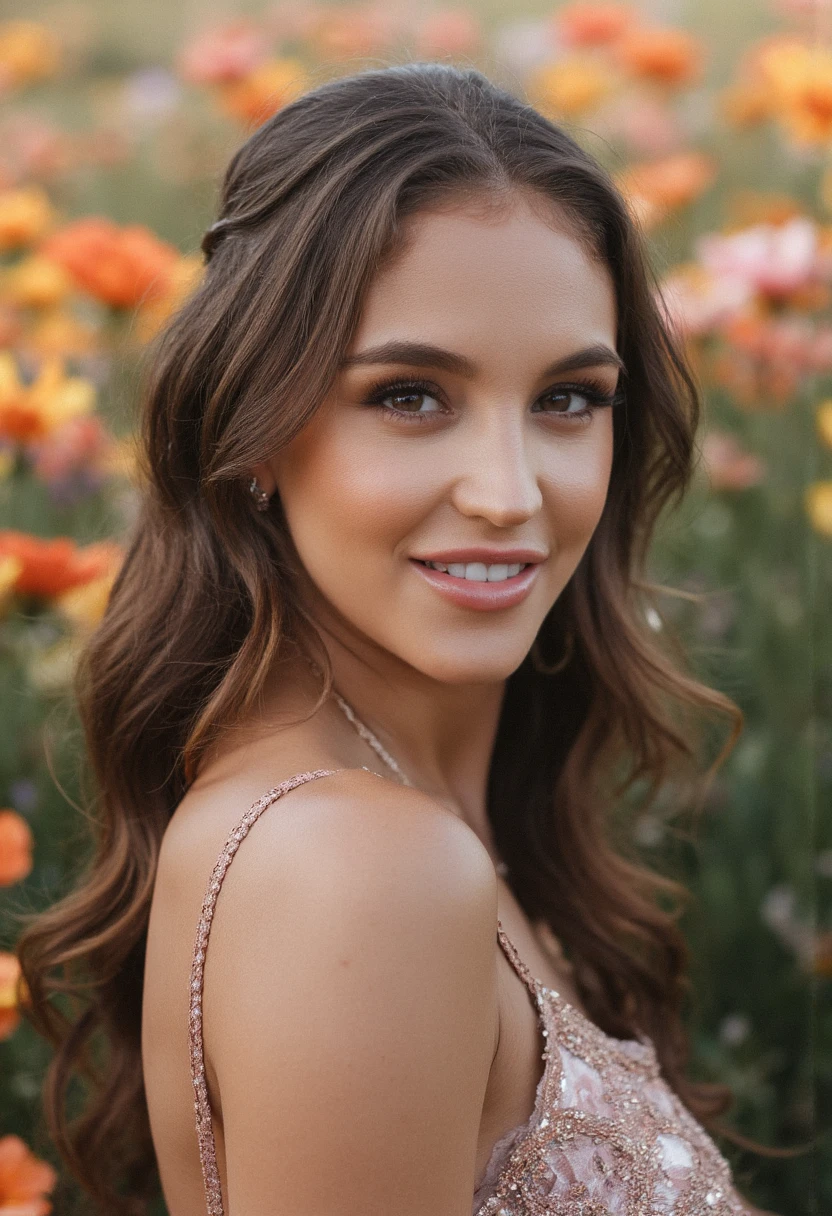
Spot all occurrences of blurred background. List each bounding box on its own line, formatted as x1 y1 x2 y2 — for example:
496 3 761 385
0 1 829 1212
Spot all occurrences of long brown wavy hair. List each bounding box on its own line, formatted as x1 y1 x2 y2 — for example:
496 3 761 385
17 62 743 1215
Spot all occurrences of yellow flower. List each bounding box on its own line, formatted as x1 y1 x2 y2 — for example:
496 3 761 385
2 254 73 309
817 401 832 449
57 572 117 631
528 56 613 119
806 481 832 536
0 20 60 89
23 307 100 359
0 555 22 611
0 352 95 443
135 253 205 343
0 187 54 252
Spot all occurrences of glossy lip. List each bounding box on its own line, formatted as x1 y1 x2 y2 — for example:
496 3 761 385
409 556 544 612
411 547 547 565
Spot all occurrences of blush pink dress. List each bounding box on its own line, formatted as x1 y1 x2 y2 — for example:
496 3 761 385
188 770 750 1216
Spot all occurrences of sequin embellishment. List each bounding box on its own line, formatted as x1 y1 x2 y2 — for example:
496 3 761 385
473 927 749 1216
189 773 748 1216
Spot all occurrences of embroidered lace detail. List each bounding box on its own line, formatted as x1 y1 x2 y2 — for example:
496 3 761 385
189 776 746 1216
474 926 748 1216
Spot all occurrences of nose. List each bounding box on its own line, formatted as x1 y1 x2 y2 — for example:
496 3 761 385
449 414 543 528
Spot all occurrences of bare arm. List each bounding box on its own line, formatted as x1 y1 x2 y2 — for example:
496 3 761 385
203 773 499 1216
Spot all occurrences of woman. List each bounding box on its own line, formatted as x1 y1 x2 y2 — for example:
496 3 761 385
18 63 755 1215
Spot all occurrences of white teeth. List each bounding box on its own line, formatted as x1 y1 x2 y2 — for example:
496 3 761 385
424 561 526 582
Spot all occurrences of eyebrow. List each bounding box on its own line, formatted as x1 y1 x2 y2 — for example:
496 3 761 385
340 340 626 379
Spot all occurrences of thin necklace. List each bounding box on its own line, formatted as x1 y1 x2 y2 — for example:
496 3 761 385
331 689 413 787
330 686 509 879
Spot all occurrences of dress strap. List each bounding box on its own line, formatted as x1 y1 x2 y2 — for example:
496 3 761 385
496 918 540 1000
188 769 340 1216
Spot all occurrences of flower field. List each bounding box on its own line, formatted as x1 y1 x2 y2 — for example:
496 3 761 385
0 1 829 1212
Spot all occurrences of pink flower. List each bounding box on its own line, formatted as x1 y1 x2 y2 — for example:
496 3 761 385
697 217 823 300
701 432 765 491
177 21 269 86
657 265 752 338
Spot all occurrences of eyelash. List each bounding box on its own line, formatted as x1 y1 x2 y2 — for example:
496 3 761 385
361 375 624 425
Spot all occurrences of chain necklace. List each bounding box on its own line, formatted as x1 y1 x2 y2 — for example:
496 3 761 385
331 689 413 787
330 686 509 879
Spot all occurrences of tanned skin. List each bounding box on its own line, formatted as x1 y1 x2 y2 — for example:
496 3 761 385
142 190 619 1216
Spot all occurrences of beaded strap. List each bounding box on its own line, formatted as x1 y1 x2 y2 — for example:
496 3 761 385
496 918 541 1001
188 771 541 1216
189 769 339 1216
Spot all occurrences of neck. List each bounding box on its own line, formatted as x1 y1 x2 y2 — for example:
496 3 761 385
302 619 507 841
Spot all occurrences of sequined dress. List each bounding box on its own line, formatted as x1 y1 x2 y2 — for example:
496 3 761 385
188 770 749 1216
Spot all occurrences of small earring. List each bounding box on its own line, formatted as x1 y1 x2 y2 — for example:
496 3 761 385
530 627 574 675
248 477 271 512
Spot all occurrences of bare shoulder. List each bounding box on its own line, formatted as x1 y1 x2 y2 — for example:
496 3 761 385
197 765 500 999
185 767 500 1214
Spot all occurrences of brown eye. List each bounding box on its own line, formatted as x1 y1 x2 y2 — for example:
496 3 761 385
385 389 441 413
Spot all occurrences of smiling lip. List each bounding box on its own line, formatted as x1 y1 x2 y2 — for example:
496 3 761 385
411 548 547 566
408 552 545 612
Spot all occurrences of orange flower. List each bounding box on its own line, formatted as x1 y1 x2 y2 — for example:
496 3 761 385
0 531 122 599
0 1135 57 1216
0 353 94 444
616 152 716 228
0 21 61 91
0 187 53 252
758 41 832 146
0 952 25 1040
556 2 635 48
2 255 73 309
42 218 179 309
0 811 33 886
616 28 704 87
806 482 832 537
719 80 773 129
219 58 308 127
528 56 613 119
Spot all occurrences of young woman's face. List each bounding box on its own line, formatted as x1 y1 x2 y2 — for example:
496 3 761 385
267 193 620 685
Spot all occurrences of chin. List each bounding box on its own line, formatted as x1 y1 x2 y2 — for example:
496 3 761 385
396 637 534 686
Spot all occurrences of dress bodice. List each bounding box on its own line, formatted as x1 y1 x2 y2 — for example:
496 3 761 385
187 770 748 1216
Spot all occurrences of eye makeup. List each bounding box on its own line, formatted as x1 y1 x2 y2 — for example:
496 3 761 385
359 373 624 426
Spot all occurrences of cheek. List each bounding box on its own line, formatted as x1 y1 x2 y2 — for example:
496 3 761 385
273 416 437 569
541 416 615 550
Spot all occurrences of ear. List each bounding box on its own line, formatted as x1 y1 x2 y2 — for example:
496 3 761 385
250 460 276 496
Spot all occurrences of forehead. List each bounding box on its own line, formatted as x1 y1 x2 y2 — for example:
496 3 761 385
351 194 617 356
